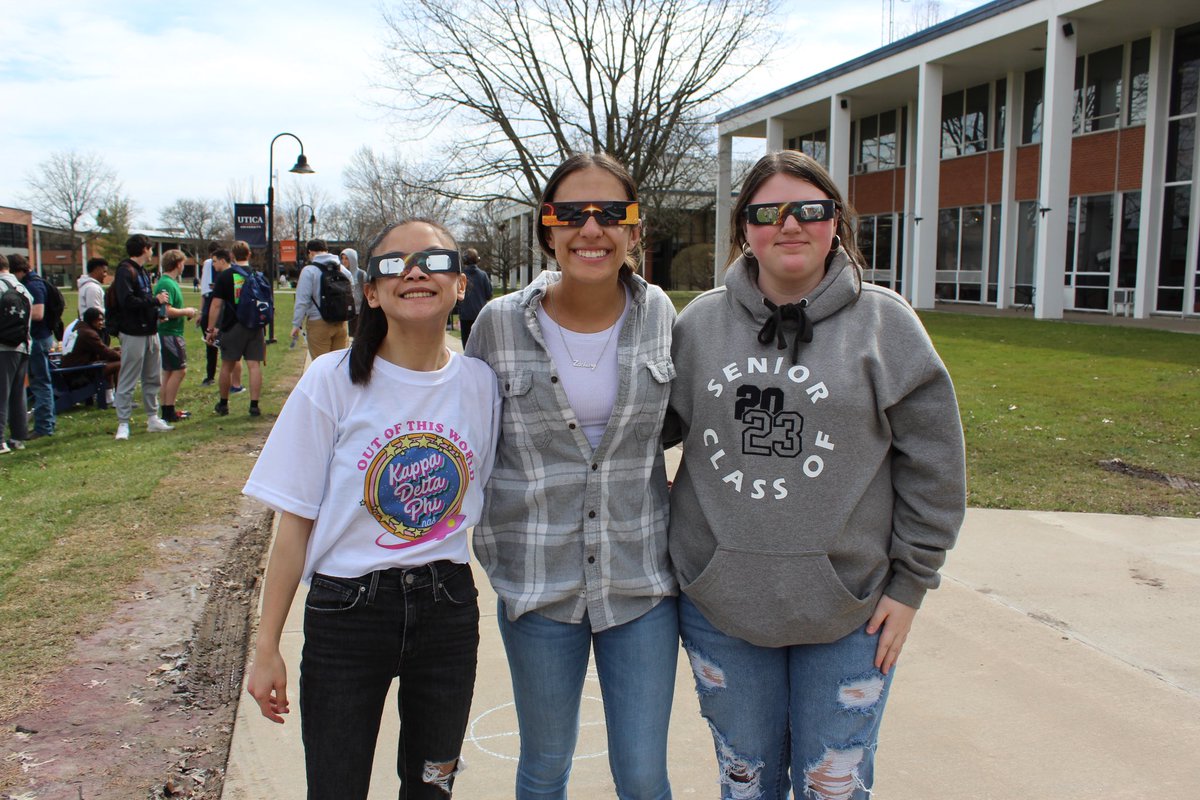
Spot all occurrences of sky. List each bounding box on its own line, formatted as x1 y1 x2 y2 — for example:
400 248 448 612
1 0 987 230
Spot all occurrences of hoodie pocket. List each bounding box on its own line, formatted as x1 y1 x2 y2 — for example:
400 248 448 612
498 370 552 450
682 546 875 647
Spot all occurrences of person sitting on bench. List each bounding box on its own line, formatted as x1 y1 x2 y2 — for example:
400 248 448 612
61 308 121 395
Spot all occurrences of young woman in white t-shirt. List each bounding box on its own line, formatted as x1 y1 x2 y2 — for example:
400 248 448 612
244 219 501 800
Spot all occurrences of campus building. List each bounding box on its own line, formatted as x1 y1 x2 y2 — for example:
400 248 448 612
715 0 1199 319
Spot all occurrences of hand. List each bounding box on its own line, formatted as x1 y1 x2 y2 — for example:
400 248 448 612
866 595 917 676
156 290 169 304
290 326 301 339
184 307 198 318
246 649 290 724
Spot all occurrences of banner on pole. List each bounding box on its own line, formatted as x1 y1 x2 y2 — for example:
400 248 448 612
234 204 268 248
280 240 297 263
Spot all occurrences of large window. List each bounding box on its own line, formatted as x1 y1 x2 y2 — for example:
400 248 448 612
1065 194 1115 311
1015 200 1039 305
1023 68 1044 144
1129 38 1151 125
1074 46 1124 133
858 214 896 288
788 130 828 166
993 79 1007 150
935 206 985 302
1159 23 1200 313
856 110 898 172
0 222 29 249
941 84 990 157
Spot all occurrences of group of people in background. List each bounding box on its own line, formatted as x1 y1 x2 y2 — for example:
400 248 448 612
244 149 967 800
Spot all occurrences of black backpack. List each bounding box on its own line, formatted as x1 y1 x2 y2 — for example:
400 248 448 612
317 262 355 322
104 266 126 336
0 276 32 347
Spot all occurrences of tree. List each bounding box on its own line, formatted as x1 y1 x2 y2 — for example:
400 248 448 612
95 195 139 265
23 150 119 274
460 199 537 293
159 198 231 260
342 146 458 236
378 0 779 210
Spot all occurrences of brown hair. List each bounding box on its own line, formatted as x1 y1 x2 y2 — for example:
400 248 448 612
535 152 641 287
161 249 186 273
231 240 251 261
729 151 864 279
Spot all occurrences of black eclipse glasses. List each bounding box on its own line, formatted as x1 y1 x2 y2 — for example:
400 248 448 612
541 200 640 227
745 200 838 225
366 249 461 279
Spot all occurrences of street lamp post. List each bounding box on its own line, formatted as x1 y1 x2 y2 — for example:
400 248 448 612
267 132 314 342
294 203 316 267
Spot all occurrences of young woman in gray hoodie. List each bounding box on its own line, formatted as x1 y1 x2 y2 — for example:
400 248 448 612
667 151 966 799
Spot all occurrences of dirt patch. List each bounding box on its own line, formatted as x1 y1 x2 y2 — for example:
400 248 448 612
1097 458 1200 492
0 498 272 800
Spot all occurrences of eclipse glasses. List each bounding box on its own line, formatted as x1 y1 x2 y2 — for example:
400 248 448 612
367 249 461 279
745 200 838 226
541 200 640 227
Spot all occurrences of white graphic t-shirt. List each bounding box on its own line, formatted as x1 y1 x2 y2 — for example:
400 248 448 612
244 348 501 582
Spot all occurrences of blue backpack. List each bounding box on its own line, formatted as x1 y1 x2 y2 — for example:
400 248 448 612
233 266 274 330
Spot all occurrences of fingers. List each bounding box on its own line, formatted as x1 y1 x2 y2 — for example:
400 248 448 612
874 623 907 675
249 681 290 724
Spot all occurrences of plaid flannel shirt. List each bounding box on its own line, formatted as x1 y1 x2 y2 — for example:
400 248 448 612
465 271 678 631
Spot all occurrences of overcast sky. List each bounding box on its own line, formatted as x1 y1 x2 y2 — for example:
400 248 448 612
2 0 986 228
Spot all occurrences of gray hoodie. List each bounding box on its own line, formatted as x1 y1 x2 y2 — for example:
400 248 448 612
292 252 354 327
667 252 966 647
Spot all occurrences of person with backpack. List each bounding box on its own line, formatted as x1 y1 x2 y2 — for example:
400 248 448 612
291 238 355 359
0 256 34 455
9 254 65 439
110 234 175 441
205 241 267 417
153 249 199 422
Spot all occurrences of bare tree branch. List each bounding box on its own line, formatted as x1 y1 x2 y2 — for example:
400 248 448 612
23 150 120 272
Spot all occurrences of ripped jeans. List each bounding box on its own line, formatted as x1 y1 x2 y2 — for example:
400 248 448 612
300 562 479 799
679 594 893 800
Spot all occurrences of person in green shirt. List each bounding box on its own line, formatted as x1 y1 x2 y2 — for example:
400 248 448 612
154 250 199 422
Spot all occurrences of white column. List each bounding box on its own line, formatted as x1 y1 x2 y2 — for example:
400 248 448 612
1134 29 1171 318
714 133 734 286
766 117 785 152
828 95 852 190
1033 18 1076 320
996 71 1020 309
901 100 918 301
911 63 943 309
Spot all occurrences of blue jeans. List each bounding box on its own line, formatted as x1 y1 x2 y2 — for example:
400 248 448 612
28 335 55 435
300 562 479 800
497 596 678 800
679 594 894 800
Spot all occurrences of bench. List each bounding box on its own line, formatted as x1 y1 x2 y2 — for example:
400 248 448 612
49 359 109 413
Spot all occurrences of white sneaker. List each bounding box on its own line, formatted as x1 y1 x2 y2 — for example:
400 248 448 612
146 415 174 433
105 388 115 405
115 422 130 441
0 441 11 455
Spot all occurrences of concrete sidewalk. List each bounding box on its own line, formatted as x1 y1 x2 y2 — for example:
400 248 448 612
223 504 1200 799
223 339 1200 798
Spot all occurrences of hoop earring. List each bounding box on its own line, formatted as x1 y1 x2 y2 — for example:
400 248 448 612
742 243 756 260
830 234 842 253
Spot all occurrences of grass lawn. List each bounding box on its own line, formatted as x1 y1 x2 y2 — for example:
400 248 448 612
0 287 307 716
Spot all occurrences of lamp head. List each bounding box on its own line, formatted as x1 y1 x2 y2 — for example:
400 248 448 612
290 154 315 174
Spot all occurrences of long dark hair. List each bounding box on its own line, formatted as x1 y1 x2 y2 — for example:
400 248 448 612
729 151 865 278
535 152 641 287
346 219 459 386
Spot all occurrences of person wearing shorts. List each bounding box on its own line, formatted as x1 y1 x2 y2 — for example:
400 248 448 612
205 241 265 417
154 250 199 422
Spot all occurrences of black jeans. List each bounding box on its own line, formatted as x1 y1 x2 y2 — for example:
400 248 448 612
300 561 480 799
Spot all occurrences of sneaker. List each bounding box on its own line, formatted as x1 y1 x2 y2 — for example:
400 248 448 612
249 405 262 417
230 385 246 394
213 401 229 416
115 422 130 441
0 441 11 455
171 410 192 420
200 378 215 387
146 415 175 433
7 439 25 451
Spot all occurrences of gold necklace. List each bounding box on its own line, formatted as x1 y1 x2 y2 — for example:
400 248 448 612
547 286 618 371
